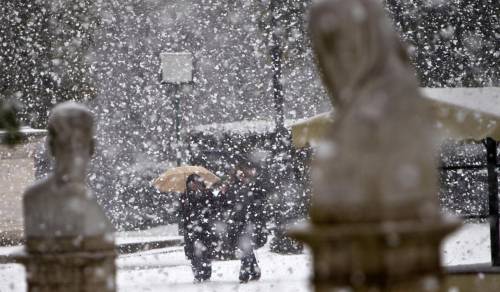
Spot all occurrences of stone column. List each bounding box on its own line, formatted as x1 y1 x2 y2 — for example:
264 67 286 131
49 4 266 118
21 102 116 292
290 0 459 291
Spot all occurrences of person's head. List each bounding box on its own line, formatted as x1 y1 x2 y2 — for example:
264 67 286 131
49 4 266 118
47 102 95 179
234 161 257 184
186 173 206 192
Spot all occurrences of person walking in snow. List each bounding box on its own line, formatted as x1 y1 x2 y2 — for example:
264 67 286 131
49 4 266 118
226 162 266 283
180 174 217 282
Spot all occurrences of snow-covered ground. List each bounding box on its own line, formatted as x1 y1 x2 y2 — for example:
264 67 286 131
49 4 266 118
423 87 500 118
118 245 311 292
0 244 312 292
0 223 492 292
442 223 490 266
115 224 182 245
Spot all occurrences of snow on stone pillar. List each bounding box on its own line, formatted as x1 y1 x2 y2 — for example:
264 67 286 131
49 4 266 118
290 0 459 291
22 102 116 292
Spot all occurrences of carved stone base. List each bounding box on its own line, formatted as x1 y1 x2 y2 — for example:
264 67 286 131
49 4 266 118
20 237 116 292
26 235 115 253
290 220 459 291
24 251 116 292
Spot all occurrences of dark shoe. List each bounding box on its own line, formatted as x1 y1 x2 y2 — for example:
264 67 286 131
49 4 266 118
194 274 211 283
240 266 261 283
239 274 249 283
239 269 250 283
240 251 260 283
249 266 261 281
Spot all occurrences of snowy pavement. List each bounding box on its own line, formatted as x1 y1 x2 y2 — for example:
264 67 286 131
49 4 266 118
115 225 183 253
442 223 490 266
118 246 312 292
0 223 493 292
0 245 312 292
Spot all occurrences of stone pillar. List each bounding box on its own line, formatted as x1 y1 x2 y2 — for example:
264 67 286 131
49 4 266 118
21 102 116 292
23 238 116 292
289 0 459 291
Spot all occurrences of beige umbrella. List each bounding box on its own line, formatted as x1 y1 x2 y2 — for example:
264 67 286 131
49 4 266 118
152 165 220 193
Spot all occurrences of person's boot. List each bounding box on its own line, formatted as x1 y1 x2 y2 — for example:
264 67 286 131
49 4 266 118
192 258 211 283
249 264 261 281
239 259 261 282
239 265 261 283
239 268 250 283
240 249 260 283
194 271 211 283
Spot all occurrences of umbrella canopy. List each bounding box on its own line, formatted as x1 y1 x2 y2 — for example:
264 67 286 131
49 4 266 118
290 87 500 148
152 165 220 193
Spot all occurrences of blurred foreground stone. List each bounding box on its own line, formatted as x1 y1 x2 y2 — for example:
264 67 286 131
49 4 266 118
20 102 116 292
290 0 459 291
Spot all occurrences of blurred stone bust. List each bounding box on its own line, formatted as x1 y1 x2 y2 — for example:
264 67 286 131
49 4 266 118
23 102 113 251
309 0 440 223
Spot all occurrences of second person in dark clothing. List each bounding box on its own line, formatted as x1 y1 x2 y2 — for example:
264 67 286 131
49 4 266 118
226 163 266 283
180 174 217 282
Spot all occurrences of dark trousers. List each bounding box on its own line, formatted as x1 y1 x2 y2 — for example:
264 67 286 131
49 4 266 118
241 248 258 270
234 223 260 281
191 254 212 281
185 237 212 282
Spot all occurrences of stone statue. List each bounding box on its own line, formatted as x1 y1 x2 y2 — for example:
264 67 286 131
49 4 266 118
310 0 441 223
291 0 458 291
24 102 113 251
22 102 115 292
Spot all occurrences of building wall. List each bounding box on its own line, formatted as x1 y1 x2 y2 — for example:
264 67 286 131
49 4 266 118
0 137 44 243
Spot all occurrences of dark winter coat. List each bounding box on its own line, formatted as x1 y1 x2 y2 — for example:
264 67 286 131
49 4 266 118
180 188 217 260
226 181 267 249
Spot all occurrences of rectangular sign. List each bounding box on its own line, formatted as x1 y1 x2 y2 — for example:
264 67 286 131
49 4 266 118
160 52 194 84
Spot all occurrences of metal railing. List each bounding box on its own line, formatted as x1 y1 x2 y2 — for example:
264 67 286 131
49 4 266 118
440 137 500 266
